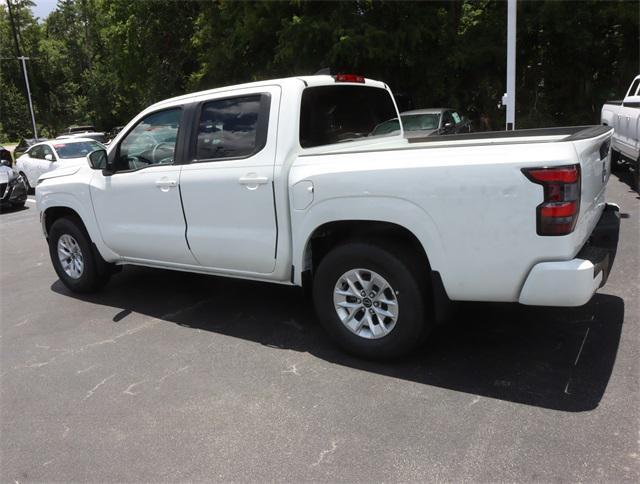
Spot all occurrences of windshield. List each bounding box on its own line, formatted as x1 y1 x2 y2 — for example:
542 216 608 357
300 85 398 148
401 113 440 131
53 141 104 159
370 118 401 136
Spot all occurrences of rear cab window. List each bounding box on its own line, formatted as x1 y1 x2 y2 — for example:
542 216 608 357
299 85 399 148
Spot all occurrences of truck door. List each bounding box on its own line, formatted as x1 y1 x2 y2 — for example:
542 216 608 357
179 87 280 274
90 107 197 265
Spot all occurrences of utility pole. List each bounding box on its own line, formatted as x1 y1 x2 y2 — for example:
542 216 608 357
5 0 38 138
502 0 517 130
5 0 22 59
18 56 38 139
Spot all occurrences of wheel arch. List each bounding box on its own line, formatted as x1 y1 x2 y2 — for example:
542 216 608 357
40 196 119 262
302 219 430 275
43 206 86 237
300 218 452 325
292 196 446 285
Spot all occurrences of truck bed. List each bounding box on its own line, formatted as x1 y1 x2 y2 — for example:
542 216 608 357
603 100 640 108
407 125 611 144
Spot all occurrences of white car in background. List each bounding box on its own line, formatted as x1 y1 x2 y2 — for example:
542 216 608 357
15 138 104 191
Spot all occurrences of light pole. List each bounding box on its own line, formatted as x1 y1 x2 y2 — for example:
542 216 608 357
17 56 38 139
5 0 39 139
502 0 517 130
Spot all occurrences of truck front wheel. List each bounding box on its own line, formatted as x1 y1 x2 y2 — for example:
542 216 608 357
48 217 112 293
312 241 430 360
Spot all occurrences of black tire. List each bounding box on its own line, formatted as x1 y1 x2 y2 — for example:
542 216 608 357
19 172 32 194
48 217 111 293
312 241 431 360
11 200 26 209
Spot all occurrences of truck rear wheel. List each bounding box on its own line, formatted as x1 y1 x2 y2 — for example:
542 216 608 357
48 217 111 293
312 241 430 360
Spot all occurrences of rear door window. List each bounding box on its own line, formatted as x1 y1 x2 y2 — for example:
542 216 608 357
299 85 398 148
194 94 270 161
627 78 640 97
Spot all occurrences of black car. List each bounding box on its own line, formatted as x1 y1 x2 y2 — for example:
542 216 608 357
0 147 27 210
105 125 124 144
13 137 48 160
0 145 12 165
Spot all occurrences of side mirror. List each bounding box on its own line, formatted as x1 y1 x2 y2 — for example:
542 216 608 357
45 153 54 162
87 149 111 174
0 159 11 168
440 122 453 134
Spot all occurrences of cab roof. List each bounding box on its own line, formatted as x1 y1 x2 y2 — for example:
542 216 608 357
149 75 388 110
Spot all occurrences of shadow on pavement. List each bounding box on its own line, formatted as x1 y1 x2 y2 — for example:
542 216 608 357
0 204 29 214
612 170 639 196
52 265 624 412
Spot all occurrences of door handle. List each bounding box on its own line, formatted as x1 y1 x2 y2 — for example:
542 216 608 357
238 175 269 190
155 179 177 192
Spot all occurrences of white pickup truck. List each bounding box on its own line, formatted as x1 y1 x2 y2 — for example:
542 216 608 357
36 74 620 359
601 75 640 189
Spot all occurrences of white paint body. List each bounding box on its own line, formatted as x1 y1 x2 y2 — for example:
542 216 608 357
37 76 615 306
601 75 640 162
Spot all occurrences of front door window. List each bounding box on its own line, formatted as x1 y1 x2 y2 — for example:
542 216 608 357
117 108 182 171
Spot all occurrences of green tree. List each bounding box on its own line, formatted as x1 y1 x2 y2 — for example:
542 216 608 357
1 0 638 140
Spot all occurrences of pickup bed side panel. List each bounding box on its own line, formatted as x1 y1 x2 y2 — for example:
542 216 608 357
291 139 593 303
602 100 640 161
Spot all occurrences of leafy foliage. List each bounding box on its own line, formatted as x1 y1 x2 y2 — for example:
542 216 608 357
0 0 638 141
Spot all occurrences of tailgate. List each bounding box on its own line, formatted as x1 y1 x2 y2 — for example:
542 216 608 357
569 126 614 244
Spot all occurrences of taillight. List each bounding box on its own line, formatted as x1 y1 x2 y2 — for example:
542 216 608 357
522 164 581 236
334 74 365 83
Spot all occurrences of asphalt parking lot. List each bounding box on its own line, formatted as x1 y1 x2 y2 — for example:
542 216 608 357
1 174 638 482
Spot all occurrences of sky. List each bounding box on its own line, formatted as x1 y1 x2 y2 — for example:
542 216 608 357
0 0 58 21
31 0 57 20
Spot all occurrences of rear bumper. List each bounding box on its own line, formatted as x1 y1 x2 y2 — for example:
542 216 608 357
519 203 620 306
